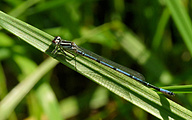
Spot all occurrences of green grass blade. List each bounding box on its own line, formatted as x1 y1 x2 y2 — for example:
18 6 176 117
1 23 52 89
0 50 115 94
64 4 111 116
0 11 52 52
0 63 7 99
8 0 41 17
167 85 192 93
165 0 192 55
0 11 192 119
152 7 170 50
36 83 63 120
0 57 59 120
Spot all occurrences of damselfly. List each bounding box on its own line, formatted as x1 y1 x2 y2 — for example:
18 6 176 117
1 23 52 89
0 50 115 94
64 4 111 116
52 36 175 96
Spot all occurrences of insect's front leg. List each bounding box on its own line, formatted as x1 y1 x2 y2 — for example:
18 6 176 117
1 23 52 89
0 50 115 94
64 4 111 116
59 47 67 56
52 45 59 54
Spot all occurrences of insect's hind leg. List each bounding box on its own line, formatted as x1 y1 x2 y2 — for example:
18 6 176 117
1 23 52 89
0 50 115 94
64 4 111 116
65 50 78 71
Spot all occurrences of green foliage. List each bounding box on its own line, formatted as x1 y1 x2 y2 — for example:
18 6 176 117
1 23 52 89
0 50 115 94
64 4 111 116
0 0 192 119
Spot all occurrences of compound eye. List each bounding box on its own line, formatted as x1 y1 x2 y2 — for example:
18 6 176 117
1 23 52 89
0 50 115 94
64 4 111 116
55 36 61 40
52 36 61 44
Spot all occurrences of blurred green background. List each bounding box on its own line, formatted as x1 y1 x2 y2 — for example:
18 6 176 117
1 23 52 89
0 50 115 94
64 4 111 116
0 0 192 119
